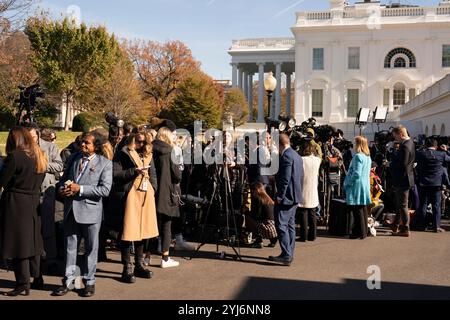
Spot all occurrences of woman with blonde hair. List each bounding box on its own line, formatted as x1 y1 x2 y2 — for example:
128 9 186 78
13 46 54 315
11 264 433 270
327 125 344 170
0 127 48 296
111 128 158 283
344 135 372 239
153 127 182 268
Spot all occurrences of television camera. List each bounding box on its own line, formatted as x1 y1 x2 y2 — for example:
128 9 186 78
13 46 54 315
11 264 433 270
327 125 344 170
15 84 45 125
105 112 125 146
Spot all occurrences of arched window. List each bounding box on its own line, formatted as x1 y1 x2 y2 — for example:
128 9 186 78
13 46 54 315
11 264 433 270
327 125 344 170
393 83 406 106
441 124 446 136
432 124 436 136
384 48 416 68
425 126 429 136
394 57 406 68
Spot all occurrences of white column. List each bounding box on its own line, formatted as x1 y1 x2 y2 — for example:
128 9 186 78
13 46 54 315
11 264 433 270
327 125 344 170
286 72 292 117
248 74 253 122
243 71 248 101
275 62 282 119
257 62 265 123
238 68 243 91
231 63 238 87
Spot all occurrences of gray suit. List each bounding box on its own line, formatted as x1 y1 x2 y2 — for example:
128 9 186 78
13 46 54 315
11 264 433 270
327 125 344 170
39 139 64 260
59 152 112 286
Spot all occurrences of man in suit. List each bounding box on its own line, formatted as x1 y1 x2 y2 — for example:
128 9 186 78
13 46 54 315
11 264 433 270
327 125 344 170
389 125 415 237
415 138 450 232
53 131 112 297
269 133 302 266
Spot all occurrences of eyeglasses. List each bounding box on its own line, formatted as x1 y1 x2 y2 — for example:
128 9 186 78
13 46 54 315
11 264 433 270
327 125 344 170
136 140 146 144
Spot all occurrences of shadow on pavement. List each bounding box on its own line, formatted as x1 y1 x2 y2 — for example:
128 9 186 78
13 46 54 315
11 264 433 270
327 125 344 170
234 277 450 300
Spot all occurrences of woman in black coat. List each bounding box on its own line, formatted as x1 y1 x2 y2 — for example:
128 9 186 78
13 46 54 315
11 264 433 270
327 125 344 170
152 127 182 268
0 127 47 296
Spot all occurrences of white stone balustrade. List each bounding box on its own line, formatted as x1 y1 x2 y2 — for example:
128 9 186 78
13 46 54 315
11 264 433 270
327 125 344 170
296 5 450 25
400 74 450 115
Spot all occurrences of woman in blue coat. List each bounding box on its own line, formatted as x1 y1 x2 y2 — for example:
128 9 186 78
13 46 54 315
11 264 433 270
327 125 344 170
344 136 372 239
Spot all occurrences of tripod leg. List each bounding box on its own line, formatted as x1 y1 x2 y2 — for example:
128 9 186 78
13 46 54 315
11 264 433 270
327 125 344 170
196 183 218 252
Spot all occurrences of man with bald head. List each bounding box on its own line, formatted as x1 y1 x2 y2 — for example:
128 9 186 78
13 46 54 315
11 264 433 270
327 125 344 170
269 133 302 266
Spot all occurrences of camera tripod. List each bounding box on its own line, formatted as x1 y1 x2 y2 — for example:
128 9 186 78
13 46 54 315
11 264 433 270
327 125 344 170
196 163 242 261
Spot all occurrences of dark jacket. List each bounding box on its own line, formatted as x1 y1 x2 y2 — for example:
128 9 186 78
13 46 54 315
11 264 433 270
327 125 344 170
0 150 44 259
416 148 450 187
275 147 302 206
107 147 157 232
389 139 415 189
152 140 182 218
251 198 275 221
247 146 270 185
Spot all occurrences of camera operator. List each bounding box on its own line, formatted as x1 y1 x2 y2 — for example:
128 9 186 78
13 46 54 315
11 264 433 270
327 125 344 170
414 138 450 232
305 128 322 159
323 135 344 172
334 129 353 172
389 125 415 237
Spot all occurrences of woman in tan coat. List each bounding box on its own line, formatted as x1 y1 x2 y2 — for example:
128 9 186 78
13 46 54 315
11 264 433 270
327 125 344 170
111 129 158 283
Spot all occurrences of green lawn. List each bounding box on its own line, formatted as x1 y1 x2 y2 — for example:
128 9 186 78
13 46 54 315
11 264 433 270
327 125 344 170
0 131 81 155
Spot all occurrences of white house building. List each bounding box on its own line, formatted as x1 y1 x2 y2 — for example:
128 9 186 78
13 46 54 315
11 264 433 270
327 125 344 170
229 0 450 136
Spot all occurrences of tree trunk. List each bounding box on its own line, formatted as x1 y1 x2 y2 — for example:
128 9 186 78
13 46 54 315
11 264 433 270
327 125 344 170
64 93 71 131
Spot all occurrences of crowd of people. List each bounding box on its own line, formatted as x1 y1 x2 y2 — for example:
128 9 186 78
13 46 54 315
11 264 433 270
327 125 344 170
0 121 449 297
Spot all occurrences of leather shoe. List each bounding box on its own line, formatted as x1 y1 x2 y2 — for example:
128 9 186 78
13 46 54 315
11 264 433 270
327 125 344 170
3 283 30 296
52 285 71 297
268 255 292 266
81 285 95 298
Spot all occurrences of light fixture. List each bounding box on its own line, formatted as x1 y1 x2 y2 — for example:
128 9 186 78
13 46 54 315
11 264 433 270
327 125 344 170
355 107 371 125
264 72 277 92
278 116 296 129
373 106 388 124
264 72 277 119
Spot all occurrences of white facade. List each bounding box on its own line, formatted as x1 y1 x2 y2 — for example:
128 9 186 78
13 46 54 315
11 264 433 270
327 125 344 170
293 0 450 126
229 0 450 136
399 73 450 137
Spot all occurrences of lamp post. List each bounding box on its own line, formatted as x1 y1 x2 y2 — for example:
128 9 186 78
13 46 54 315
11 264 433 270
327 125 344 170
264 71 277 119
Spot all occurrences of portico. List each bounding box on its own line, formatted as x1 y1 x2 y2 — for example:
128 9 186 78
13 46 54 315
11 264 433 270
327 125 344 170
228 38 295 123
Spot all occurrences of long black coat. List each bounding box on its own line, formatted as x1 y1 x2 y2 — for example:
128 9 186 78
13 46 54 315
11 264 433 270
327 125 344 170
0 150 44 259
106 147 157 233
389 139 416 189
152 140 181 218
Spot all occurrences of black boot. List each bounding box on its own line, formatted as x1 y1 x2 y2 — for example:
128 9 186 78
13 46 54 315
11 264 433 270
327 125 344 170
31 276 44 290
120 245 136 284
134 242 153 279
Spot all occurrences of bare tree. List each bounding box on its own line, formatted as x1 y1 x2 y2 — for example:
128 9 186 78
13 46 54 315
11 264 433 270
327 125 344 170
1 0 37 35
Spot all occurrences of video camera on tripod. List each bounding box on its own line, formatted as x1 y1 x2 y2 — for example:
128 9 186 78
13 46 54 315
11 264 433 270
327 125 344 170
15 84 45 125
105 112 125 145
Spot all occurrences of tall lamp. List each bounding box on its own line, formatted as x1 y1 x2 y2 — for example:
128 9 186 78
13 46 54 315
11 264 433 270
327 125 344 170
264 72 277 119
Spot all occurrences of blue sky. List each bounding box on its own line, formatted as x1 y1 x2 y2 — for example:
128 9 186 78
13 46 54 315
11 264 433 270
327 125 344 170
36 0 441 79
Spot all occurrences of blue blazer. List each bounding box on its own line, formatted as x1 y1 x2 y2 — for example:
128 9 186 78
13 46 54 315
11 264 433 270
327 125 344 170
275 147 302 206
344 153 371 206
59 152 113 224
416 149 450 187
